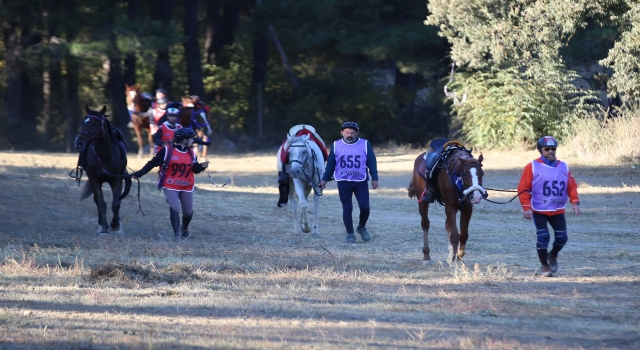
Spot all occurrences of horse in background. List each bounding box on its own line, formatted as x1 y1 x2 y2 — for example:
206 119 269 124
277 132 326 236
125 84 153 158
178 95 212 158
407 140 486 263
74 105 132 235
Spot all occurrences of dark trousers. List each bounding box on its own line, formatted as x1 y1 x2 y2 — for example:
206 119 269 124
337 181 370 234
533 212 568 265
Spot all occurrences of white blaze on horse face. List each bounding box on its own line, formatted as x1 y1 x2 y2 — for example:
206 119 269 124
128 91 136 99
469 167 482 204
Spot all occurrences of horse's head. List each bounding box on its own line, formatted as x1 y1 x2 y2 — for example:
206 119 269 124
125 84 140 104
179 96 212 136
458 153 486 204
74 105 108 151
286 134 311 179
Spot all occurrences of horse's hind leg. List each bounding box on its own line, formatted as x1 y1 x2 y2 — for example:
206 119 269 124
458 203 473 260
419 202 432 263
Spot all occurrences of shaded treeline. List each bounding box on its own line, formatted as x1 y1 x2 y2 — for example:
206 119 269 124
0 0 637 152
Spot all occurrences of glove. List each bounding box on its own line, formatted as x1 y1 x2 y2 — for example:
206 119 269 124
131 171 142 179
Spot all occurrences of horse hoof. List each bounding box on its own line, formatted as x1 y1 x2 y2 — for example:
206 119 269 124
421 260 433 266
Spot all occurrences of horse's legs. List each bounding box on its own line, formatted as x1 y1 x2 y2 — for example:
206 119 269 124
91 180 108 233
419 201 431 262
300 185 312 233
147 130 154 157
445 206 460 263
458 203 473 260
134 125 144 158
311 193 320 235
109 179 123 233
289 179 301 234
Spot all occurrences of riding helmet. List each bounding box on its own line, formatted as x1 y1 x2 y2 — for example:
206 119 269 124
536 136 559 151
156 88 167 94
341 121 359 131
174 128 197 142
165 102 181 116
157 97 169 104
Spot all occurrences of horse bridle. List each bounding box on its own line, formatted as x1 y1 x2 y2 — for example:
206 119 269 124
460 162 488 200
288 139 323 196
78 114 106 142
190 110 210 129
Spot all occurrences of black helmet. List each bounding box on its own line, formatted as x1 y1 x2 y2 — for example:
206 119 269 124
165 102 181 116
174 128 196 142
157 97 169 104
155 88 167 94
536 136 559 151
341 121 359 131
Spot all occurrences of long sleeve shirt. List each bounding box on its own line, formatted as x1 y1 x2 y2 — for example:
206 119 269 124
321 138 378 182
517 158 579 216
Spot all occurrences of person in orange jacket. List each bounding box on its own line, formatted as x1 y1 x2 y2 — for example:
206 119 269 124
518 136 581 277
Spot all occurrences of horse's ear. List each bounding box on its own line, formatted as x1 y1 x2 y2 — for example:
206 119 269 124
478 153 484 164
99 105 107 115
135 83 141 89
85 104 91 114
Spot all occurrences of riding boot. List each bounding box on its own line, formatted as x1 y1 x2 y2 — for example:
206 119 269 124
170 209 181 238
277 170 289 184
277 181 290 208
420 187 435 203
181 212 193 240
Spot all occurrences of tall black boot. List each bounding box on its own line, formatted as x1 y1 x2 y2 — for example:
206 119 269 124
181 212 193 240
170 209 181 238
277 181 290 207
277 170 289 184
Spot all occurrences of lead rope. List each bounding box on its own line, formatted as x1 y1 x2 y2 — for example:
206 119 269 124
482 188 529 204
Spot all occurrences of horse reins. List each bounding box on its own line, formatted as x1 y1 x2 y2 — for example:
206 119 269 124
288 141 323 196
482 188 529 204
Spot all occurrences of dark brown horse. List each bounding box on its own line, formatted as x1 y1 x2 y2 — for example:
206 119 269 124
125 84 153 158
407 141 485 263
74 105 132 235
178 95 212 158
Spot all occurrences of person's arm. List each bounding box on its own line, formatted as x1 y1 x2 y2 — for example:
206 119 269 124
131 148 165 178
517 162 534 220
135 107 154 118
567 167 580 216
365 141 378 181
152 127 164 146
192 159 209 174
319 145 336 188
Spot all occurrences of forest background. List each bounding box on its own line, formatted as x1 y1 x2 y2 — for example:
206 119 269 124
0 0 638 156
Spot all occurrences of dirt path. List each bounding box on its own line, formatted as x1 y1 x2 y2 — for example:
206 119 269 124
0 150 639 349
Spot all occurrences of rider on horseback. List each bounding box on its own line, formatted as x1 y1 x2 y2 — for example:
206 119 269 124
134 97 169 134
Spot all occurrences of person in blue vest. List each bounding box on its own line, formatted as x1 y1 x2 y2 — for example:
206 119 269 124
318 121 379 243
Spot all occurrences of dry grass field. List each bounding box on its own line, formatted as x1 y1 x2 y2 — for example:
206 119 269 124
0 148 639 349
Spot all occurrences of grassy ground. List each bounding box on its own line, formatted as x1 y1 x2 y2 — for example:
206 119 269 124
0 149 639 349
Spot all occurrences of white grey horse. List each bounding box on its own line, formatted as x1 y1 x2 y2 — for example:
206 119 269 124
276 134 326 235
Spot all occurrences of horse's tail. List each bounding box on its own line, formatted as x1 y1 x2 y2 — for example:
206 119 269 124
80 181 92 201
120 174 132 200
407 177 417 199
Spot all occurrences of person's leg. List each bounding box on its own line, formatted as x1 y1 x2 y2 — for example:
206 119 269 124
337 181 356 242
179 191 194 239
163 189 182 237
547 214 568 272
532 212 552 273
353 181 371 241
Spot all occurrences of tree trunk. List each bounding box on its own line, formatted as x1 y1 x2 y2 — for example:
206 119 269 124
3 21 23 148
19 26 44 149
123 0 139 86
183 0 205 98
251 20 269 139
153 0 174 96
109 57 130 138
204 0 223 65
65 51 80 152
393 66 417 119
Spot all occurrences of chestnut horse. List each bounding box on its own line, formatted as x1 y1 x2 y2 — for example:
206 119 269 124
407 141 486 263
125 84 153 158
178 96 212 158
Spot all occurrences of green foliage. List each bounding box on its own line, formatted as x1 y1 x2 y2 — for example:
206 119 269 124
449 62 596 149
600 2 640 103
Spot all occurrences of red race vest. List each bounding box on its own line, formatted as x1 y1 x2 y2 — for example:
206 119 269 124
154 122 183 153
161 146 196 192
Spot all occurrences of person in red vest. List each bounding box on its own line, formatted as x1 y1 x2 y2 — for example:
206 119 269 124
518 136 580 277
152 102 183 154
131 128 209 241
